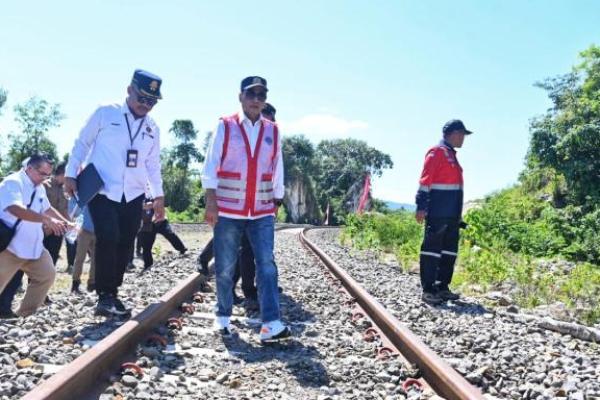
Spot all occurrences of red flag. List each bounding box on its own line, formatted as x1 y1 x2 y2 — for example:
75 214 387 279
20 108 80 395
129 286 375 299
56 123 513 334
357 174 371 213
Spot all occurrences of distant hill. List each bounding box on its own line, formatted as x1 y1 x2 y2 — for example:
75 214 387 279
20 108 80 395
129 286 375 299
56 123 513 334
384 201 416 211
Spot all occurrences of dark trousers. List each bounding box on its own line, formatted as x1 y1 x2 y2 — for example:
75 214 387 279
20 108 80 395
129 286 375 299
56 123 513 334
88 194 144 296
419 218 460 293
198 237 214 267
139 220 186 268
43 235 77 266
232 234 257 300
0 270 23 313
199 235 257 299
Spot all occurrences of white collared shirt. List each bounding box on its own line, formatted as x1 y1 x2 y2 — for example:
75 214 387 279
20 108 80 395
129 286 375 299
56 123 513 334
0 170 50 259
65 102 164 203
201 111 284 220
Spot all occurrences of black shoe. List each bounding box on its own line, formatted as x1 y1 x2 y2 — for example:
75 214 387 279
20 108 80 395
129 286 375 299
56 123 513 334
0 310 18 319
421 291 444 305
197 262 209 277
232 292 243 305
95 295 115 316
65 265 74 274
437 289 460 301
142 264 153 272
244 298 260 313
87 282 95 292
179 248 187 255
44 296 53 305
71 280 82 295
126 262 135 273
112 296 131 315
95 294 130 317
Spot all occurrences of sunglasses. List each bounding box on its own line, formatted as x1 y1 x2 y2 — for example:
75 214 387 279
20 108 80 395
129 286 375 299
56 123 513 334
134 90 158 107
244 90 267 102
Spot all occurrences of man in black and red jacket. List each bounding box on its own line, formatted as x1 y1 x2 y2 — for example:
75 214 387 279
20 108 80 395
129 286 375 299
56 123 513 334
415 119 472 305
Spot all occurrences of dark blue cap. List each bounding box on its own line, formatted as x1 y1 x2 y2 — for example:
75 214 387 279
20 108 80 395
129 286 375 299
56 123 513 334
443 119 472 135
131 69 162 99
241 76 268 92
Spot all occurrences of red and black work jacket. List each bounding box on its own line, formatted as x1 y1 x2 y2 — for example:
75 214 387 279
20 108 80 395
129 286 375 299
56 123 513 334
415 140 463 219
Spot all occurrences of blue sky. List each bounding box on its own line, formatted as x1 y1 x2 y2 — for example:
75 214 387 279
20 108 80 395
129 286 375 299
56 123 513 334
1 1 598 203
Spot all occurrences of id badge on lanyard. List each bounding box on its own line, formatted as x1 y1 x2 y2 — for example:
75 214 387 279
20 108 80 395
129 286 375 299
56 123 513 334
124 114 145 168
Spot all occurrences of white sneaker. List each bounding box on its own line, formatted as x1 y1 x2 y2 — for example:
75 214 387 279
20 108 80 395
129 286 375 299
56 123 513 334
259 319 291 343
213 316 232 335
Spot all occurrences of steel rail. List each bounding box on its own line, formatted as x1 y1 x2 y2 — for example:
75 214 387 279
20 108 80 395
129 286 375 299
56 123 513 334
299 227 484 400
23 224 296 399
22 272 204 400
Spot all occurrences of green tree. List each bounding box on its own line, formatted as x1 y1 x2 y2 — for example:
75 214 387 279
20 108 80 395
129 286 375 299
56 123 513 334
282 134 317 183
162 120 204 212
315 138 393 223
281 135 322 223
0 87 7 114
528 45 600 208
166 120 203 170
6 96 64 171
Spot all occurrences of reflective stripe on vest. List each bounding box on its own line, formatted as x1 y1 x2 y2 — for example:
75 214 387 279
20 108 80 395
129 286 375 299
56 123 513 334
430 184 463 190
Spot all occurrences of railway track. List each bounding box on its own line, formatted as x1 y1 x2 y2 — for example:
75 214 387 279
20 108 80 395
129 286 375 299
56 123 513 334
13 226 488 400
11 225 598 399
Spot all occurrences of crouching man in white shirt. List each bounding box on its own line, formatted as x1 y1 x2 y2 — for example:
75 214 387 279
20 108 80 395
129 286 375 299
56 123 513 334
0 154 70 317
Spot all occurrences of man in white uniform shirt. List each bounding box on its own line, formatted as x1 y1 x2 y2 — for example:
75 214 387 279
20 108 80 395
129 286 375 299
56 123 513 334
0 154 70 317
65 70 165 317
202 76 290 343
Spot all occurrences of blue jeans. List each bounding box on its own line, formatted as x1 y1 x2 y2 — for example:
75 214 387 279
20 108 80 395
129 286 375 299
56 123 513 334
214 216 280 323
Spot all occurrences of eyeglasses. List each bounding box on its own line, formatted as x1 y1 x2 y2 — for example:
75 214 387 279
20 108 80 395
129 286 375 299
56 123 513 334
34 168 52 178
244 90 267 102
133 90 158 107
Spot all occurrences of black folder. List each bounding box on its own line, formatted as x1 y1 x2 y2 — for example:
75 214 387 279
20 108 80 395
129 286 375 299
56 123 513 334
75 163 104 208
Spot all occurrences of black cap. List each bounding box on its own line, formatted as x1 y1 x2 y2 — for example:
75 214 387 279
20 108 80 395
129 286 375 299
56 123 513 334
131 69 162 99
262 103 276 115
443 119 472 135
241 76 268 92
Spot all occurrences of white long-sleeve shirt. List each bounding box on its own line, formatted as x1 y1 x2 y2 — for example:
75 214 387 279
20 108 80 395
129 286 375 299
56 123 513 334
66 102 164 203
201 111 284 219
0 170 50 259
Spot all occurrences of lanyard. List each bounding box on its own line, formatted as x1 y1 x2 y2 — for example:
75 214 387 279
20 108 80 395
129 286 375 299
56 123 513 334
124 114 146 148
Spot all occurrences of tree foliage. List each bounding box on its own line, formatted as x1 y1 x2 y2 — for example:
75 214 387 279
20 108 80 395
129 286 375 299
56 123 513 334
282 134 317 182
162 120 204 212
528 45 600 208
314 138 393 222
0 88 6 114
166 120 204 170
6 97 63 172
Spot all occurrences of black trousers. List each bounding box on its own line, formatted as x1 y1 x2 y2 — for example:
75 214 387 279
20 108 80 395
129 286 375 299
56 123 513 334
139 220 186 268
198 237 214 267
419 218 460 293
198 235 257 299
232 234 257 300
0 270 23 313
88 194 144 296
43 235 77 266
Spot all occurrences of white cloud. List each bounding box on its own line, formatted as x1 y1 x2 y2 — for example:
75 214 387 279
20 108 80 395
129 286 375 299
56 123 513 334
281 114 368 137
